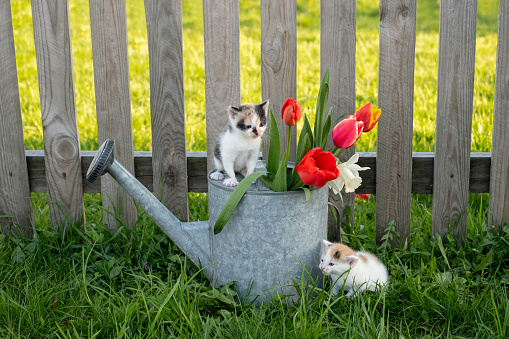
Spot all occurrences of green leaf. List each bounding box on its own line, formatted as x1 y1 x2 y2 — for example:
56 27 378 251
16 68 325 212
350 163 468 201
320 110 332 149
436 235 451 270
272 152 288 192
214 171 267 234
259 174 275 191
302 187 311 201
314 69 330 147
288 134 311 189
296 118 313 165
266 110 280 175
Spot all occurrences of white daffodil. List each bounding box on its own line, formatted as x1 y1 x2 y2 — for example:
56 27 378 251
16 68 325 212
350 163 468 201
330 153 370 194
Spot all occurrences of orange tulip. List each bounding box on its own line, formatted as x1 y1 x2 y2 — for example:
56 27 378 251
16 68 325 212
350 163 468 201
353 103 381 132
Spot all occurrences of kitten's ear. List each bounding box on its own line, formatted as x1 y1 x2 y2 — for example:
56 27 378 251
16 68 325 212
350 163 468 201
227 105 241 118
323 239 333 247
344 255 359 267
259 100 269 113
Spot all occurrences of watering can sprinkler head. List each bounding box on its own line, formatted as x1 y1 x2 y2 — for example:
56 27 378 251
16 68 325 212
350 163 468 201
86 139 115 183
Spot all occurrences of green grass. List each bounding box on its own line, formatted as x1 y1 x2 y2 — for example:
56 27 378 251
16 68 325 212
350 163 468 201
3 0 508 337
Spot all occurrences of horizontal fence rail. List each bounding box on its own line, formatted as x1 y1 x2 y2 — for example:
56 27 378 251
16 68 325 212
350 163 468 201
24 151 491 195
0 0 508 241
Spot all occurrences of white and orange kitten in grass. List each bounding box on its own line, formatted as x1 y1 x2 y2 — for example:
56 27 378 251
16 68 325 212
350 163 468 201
209 101 269 187
320 240 388 297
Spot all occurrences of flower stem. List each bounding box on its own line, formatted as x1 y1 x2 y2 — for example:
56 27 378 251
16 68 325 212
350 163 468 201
333 147 343 158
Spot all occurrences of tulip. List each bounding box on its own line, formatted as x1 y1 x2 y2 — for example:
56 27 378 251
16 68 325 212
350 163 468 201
281 97 302 126
355 194 370 201
295 147 339 188
353 102 381 132
331 115 364 149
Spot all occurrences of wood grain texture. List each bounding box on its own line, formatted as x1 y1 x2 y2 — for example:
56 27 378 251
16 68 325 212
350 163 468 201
320 0 356 242
203 0 241 173
31 0 84 230
25 151 491 195
0 0 34 236
89 0 136 229
145 0 188 221
489 1 509 230
432 0 477 240
261 0 297 161
376 0 416 243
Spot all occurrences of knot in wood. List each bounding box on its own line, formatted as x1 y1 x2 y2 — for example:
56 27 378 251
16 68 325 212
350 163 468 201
55 137 78 163
400 6 410 18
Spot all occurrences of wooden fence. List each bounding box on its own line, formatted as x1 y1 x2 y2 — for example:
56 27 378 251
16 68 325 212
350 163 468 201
1 0 508 243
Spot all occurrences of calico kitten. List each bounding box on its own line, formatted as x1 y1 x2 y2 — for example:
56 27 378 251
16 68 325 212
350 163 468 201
209 100 269 187
320 240 388 297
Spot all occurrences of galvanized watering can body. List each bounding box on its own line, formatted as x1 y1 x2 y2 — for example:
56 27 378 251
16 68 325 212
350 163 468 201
87 140 327 302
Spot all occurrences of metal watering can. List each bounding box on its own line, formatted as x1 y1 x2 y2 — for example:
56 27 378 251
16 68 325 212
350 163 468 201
87 139 328 302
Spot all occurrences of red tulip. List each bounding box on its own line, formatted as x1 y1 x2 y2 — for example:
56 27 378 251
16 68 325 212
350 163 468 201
295 147 339 188
355 194 370 201
281 97 302 126
331 115 364 149
353 102 381 132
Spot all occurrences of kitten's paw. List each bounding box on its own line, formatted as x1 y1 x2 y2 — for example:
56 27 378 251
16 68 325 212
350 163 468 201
210 171 224 181
223 178 239 187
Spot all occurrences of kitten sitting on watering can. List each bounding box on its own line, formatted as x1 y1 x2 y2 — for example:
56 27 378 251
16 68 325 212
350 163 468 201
320 240 388 297
209 101 269 187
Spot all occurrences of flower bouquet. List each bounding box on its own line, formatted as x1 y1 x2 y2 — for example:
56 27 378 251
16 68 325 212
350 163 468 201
214 70 381 233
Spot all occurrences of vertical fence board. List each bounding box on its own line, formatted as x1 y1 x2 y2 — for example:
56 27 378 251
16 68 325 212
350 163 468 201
261 0 297 161
0 0 33 236
203 0 241 173
320 0 356 242
32 0 84 229
145 0 188 221
376 0 416 243
489 1 509 229
432 0 477 239
89 0 136 228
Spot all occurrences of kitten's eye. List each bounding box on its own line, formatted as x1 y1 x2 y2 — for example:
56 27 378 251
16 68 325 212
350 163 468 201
329 263 334 266
246 125 252 129
320 259 324 262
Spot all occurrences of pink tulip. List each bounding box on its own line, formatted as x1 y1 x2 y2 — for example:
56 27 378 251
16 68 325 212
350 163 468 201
331 115 364 149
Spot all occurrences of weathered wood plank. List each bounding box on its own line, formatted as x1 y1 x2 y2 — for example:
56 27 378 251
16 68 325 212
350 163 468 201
320 0 356 242
31 0 84 229
203 0 241 173
432 0 477 240
261 0 297 161
25 151 491 195
89 0 136 229
145 0 188 221
0 0 34 236
489 0 509 230
376 0 416 242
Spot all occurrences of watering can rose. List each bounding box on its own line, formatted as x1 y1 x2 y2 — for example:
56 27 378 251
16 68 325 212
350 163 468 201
353 102 381 132
281 97 302 126
295 147 339 188
331 115 364 149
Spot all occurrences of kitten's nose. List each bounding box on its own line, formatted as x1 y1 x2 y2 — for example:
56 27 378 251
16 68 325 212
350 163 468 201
252 128 259 136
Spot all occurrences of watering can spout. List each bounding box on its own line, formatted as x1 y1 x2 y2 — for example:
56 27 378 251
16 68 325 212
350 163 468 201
86 139 212 273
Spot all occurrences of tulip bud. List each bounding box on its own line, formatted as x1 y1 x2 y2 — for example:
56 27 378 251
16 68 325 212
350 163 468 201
281 98 302 126
353 103 381 132
331 115 364 149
